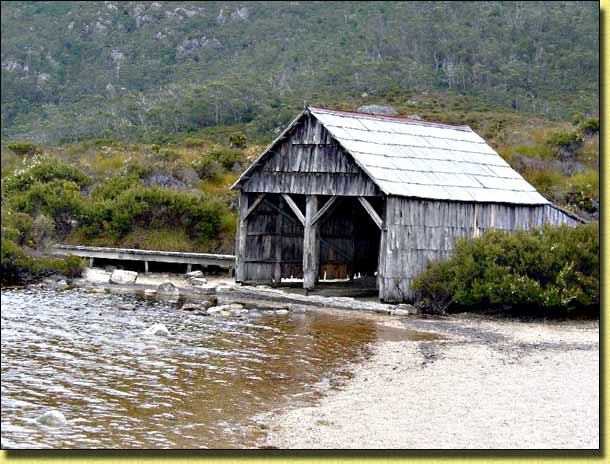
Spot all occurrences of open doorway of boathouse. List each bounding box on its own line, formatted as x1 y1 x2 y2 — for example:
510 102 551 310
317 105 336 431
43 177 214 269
235 193 383 297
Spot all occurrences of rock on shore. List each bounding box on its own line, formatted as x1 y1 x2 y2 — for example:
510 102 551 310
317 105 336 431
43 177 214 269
110 270 138 285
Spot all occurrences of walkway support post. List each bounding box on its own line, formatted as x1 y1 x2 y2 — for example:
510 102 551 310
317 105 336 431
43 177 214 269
303 195 320 291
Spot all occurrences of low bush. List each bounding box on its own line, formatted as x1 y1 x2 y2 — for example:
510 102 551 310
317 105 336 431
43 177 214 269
2 157 91 194
1 237 85 286
183 138 207 148
207 148 245 171
79 186 228 246
579 117 599 135
546 129 584 149
229 132 247 148
412 223 599 316
192 156 223 181
6 141 42 156
8 180 85 236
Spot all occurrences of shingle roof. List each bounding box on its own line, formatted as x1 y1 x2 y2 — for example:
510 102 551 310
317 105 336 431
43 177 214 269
308 106 548 204
233 106 548 205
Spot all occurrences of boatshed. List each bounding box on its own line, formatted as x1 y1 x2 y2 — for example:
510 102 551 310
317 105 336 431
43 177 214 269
231 106 581 302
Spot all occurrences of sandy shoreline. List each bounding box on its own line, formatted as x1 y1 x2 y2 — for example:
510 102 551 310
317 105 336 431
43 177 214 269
262 315 599 449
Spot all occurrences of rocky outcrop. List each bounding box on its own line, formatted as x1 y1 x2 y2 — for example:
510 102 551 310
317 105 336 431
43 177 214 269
357 104 398 115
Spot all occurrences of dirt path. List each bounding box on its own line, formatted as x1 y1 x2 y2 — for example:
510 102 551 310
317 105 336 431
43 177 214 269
263 315 599 449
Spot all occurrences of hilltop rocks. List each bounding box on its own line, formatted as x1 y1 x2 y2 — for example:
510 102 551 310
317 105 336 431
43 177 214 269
109 270 138 285
357 104 398 115
35 410 67 427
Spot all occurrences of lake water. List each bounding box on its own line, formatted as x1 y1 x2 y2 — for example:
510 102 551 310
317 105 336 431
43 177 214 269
1 287 423 449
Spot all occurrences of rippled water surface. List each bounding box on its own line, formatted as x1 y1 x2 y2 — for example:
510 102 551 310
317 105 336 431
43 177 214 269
1 287 411 449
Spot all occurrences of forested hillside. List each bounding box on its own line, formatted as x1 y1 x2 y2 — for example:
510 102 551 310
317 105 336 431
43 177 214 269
1 1 599 143
0 1 600 288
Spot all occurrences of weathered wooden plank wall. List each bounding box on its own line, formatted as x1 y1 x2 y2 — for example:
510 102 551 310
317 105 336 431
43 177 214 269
378 197 581 303
237 193 306 283
240 114 381 196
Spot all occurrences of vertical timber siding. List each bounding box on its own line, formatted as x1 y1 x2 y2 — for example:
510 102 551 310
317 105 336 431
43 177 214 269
241 114 381 196
379 197 581 303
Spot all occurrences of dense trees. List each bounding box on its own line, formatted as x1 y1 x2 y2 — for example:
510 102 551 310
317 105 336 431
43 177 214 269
1 1 599 143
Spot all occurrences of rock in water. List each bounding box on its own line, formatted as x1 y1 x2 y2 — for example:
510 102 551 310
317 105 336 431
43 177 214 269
187 277 208 287
109 270 138 285
35 410 67 427
142 323 170 336
157 281 180 301
181 303 200 311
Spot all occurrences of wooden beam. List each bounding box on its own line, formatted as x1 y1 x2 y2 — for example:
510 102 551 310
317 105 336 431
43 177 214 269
303 195 320 290
281 193 305 225
311 196 340 226
235 191 249 282
357 197 383 229
262 200 301 226
243 193 266 220
273 197 284 285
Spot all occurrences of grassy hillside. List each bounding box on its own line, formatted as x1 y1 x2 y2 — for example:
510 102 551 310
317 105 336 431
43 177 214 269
1 1 599 143
1 93 599 259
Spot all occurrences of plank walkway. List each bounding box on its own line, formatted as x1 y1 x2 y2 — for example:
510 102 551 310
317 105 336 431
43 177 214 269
52 245 235 274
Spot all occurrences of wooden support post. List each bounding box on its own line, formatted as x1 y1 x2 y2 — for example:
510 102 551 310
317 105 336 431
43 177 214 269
377 202 388 301
273 197 284 286
235 191 249 283
89 257 94 268
186 263 192 273
303 195 320 291
144 261 149 274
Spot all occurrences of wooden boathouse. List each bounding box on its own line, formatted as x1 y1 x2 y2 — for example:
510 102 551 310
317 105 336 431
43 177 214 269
231 106 581 303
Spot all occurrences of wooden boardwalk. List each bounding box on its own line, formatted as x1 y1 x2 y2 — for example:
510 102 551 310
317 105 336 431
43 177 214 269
52 245 235 274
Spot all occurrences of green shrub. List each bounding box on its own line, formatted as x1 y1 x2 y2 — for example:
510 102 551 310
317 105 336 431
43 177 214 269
546 129 584 148
123 160 154 179
8 180 85 237
6 141 42 156
1 211 34 246
2 158 91 194
154 148 181 162
1 227 21 243
79 186 227 245
229 132 247 148
207 148 245 170
1 237 85 286
90 175 143 200
183 138 207 148
192 156 223 181
412 223 599 315
579 117 599 135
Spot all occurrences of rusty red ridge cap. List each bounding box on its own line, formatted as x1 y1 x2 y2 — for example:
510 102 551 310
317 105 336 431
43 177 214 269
307 105 472 131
